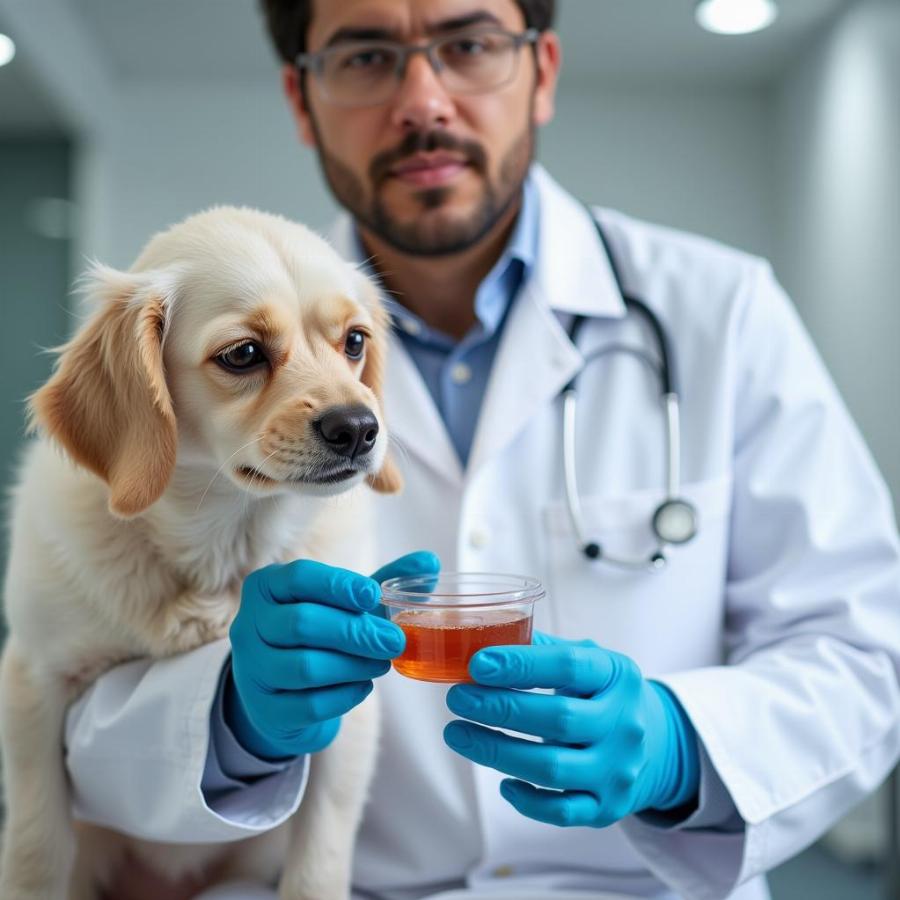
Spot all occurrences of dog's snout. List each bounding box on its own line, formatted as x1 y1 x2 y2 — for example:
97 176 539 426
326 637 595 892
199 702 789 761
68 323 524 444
315 405 379 460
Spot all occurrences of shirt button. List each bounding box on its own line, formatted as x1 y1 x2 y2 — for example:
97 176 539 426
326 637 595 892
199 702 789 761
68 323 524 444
492 865 514 878
450 362 472 385
469 527 489 549
399 318 422 336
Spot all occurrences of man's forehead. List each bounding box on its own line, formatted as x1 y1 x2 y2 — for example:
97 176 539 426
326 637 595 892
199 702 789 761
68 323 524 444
308 0 525 47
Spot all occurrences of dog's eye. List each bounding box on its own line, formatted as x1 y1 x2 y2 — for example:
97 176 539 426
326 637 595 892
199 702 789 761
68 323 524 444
216 342 268 373
345 330 366 360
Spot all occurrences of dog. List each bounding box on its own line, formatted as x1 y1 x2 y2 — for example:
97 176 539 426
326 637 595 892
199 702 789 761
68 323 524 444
0 206 400 899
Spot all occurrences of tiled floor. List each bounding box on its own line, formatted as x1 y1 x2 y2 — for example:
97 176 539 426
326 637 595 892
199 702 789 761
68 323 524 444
768 842 884 900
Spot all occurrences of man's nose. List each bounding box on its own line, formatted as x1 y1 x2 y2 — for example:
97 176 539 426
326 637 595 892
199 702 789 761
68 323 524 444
389 51 456 132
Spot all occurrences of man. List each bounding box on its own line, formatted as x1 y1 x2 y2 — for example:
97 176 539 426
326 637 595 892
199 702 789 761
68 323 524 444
66 1 900 898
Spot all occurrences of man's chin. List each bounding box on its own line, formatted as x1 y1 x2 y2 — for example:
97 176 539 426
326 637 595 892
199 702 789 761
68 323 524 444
378 227 485 257
370 201 492 256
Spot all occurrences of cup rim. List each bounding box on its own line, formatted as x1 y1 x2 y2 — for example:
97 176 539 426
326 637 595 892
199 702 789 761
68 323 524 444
379 571 544 609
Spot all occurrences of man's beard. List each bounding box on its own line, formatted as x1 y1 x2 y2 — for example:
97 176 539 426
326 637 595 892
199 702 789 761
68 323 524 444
311 122 534 257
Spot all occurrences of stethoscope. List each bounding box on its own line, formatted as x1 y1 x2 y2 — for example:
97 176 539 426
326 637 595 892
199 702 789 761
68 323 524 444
561 216 699 571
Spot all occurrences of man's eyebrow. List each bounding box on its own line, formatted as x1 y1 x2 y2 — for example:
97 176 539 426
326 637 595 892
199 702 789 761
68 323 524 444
323 12 504 48
426 11 504 34
324 27 397 48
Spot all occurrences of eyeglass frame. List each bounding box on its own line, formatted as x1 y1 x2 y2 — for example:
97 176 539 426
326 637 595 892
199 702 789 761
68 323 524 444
294 26 541 107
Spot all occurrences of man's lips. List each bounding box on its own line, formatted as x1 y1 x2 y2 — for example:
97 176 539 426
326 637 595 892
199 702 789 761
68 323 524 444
390 153 469 187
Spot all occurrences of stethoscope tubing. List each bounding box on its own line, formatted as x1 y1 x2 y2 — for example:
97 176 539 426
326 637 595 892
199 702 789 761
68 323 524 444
563 213 698 569
664 392 680 500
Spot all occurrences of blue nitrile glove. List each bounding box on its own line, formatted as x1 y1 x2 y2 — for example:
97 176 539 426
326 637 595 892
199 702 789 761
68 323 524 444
226 551 439 761
444 632 700 827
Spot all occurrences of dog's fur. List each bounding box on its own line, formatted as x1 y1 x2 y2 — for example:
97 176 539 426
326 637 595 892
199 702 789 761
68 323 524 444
0 207 400 899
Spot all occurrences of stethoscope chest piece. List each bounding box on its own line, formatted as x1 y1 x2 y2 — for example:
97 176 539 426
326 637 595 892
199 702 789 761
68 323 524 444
652 498 698 545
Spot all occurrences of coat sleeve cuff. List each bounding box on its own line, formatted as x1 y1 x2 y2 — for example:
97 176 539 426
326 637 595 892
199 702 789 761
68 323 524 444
66 639 309 842
637 740 745 832
620 814 751 900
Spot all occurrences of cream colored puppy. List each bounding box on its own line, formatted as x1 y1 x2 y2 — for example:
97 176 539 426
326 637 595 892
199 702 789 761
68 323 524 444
0 207 400 900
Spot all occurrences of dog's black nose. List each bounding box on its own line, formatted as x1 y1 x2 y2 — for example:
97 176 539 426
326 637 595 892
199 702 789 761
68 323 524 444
315 405 379 460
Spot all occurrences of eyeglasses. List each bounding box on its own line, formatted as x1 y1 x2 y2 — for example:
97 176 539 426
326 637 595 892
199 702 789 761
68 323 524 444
295 27 540 108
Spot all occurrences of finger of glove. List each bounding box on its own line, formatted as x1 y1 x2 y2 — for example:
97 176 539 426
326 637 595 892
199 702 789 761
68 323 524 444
469 644 618 697
248 560 379 612
252 680 374 730
446 685 604 744
247 646 391 691
370 551 440 585
252 600 404 659
443 721 589 791
499 780 605 828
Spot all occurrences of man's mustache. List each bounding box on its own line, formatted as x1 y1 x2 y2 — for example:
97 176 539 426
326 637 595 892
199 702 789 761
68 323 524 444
369 131 487 184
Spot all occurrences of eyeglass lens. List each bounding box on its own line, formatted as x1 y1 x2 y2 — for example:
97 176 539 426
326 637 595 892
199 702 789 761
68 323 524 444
319 30 525 106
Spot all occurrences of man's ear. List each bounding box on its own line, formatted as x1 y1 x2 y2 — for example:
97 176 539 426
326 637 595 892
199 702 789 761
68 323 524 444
29 264 177 518
355 274 403 495
283 64 317 147
533 30 562 128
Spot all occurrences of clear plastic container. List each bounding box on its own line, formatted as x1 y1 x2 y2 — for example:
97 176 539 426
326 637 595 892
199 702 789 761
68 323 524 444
380 572 544 683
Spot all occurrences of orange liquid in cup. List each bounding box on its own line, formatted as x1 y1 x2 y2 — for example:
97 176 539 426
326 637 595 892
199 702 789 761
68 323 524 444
392 608 533 683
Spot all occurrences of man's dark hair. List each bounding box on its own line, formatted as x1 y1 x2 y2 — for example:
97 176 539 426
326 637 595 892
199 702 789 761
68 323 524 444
259 1 556 64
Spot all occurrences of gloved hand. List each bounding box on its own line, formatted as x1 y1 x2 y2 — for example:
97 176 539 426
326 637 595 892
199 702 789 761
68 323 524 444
444 632 700 827
226 551 439 760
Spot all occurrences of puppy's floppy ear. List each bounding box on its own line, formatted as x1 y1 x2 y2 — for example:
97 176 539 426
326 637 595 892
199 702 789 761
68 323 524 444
29 264 177 518
356 274 403 495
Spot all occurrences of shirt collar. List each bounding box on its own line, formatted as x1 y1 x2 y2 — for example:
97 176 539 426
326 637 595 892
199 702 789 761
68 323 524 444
472 172 538 335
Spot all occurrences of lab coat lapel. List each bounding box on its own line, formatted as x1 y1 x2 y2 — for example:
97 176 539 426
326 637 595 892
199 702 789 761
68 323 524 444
466 167 627 476
466 281 582 476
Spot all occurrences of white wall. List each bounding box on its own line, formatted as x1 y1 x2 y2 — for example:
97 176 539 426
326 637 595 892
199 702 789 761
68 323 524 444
774 0 900 507
546 83 774 259
100 82 332 267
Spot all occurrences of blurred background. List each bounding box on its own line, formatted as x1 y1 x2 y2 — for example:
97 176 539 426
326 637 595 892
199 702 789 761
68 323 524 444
0 0 897 896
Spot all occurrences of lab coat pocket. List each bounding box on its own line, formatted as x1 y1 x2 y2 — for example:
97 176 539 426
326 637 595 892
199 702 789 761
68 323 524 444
540 474 733 672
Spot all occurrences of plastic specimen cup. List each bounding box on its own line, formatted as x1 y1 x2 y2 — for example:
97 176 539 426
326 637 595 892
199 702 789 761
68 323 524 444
380 572 544 683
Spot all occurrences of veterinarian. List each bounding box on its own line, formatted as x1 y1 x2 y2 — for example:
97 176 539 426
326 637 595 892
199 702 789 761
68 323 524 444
62 1 900 898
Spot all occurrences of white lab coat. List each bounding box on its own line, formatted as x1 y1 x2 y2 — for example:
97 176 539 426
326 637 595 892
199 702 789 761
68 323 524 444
65 166 900 900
